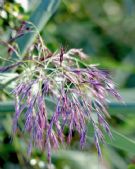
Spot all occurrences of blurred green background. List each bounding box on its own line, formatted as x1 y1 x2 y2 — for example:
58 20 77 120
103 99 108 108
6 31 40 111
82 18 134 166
0 0 135 169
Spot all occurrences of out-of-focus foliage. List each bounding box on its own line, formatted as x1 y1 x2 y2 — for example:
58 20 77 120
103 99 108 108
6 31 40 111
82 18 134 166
0 0 135 169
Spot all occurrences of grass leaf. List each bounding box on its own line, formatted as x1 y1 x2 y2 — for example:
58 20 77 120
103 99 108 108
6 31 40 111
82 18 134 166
105 129 135 154
13 0 60 58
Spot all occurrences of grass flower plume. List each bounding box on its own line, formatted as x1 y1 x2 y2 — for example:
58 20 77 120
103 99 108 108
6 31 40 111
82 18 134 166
1 22 121 163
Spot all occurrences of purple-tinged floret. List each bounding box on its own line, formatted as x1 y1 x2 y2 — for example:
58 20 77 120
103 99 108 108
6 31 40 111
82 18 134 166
11 45 121 163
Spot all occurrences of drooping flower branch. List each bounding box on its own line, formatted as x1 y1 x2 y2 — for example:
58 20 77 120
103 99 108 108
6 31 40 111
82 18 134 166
0 22 121 163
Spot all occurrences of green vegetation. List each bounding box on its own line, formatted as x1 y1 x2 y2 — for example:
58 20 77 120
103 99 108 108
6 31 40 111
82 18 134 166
0 0 135 169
